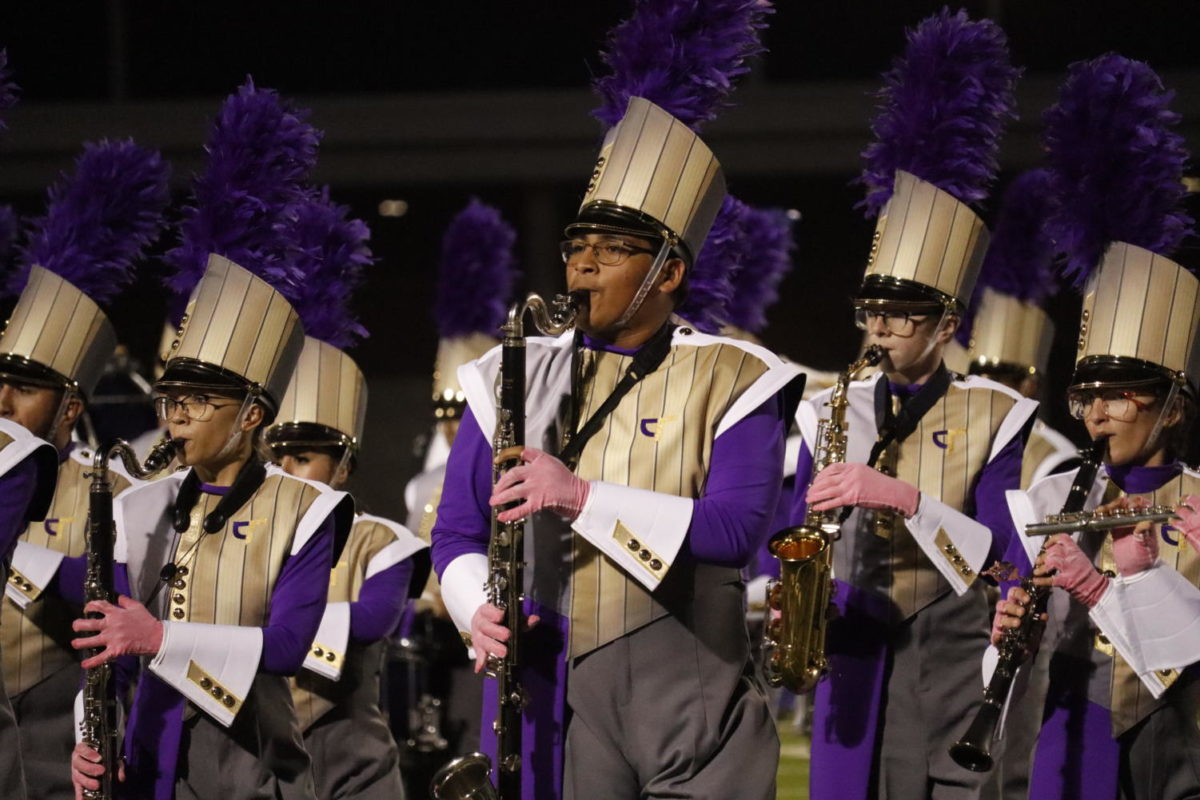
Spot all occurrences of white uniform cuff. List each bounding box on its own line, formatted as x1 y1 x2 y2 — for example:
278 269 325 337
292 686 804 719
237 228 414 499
1090 560 1200 696
572 481 693 591
6 541 65 608
441 553 488 657
905 494 990 594
149 622 263 727
303 602 350 680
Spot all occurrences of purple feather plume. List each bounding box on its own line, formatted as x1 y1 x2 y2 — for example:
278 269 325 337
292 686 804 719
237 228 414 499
726 206 795 334
0 49 18 131
860 8 1019 215
8 139 170 302
592 0 772 131
270 188 374 349
163 78 321 317
955 169 1059 345
678 195 747 333
435 198 518 340
1043 54 1193 288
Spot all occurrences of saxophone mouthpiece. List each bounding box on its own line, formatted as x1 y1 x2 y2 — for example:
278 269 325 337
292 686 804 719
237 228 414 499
863 345 885 366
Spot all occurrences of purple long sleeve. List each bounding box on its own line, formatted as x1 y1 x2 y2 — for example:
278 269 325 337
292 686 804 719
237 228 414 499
684 396 786 567
431 407 493 579
431 398 786 574
260 513 336 675
0 456 38 562
349 558 414 642
788 440 815 525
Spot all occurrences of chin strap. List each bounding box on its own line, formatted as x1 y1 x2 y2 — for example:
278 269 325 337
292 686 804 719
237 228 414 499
612 236 678 329
1140 380 1182 460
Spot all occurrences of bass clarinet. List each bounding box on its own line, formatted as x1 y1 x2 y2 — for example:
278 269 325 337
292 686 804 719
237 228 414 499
948 435 1108 772
762 345 884 693
431 292 580 800
79 437 176 800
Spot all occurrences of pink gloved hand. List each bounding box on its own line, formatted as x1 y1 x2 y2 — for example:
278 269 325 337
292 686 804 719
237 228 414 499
806 462 920 518
1174 494 1200 552
1038 534 1109 608
489 447 591 523
71 595 164 668
1100 496 1159 577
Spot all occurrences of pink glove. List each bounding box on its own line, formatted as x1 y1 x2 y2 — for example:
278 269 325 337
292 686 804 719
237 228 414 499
489 448 591 523
806 462 920 518
1041 534 1109 608
1175 494 1200 552
1110 498 1159 577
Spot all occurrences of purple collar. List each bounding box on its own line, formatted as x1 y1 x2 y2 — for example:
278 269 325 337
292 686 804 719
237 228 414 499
199 482 230 496
580 333 644 356
59 441 76 464
886 380 922 399
1105 462 1183 495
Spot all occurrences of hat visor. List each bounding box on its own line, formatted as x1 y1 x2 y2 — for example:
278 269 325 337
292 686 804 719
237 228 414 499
855 275 958 312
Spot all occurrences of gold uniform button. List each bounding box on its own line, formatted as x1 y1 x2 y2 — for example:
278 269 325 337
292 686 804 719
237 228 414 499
172 609 185 619
173 594 185 604
22 582 31 592
173 579 187 589
223 695 235 708
627 539 640 551
325 652 336 662
178 566 189 576
199 677 212 690
211 686 224 699
1102 570 1116 579
1160 669 1173 677
639 549 651 561
649 559 663 571
313 647 324 657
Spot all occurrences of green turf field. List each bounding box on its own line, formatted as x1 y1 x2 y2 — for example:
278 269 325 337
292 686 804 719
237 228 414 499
776 716 810 800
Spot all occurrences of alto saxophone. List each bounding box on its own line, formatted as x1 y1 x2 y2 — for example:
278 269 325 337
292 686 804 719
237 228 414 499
431 292 580 800
79 436 176 800
763 345 884 693
948 436 1108 772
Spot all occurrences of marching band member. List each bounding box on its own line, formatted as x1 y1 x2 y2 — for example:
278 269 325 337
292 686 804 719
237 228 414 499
67 81 353 800
0 139 169 799
791 11 1033 799
265 193 429 798
993 54 1200 799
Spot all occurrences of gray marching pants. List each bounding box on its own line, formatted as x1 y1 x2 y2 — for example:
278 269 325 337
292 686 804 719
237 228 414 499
0 661 28 800
11 663 78 800
879 586 996 800
1119 674 1200 800
563 611 778 800
174 710 316 800
304 712 405 800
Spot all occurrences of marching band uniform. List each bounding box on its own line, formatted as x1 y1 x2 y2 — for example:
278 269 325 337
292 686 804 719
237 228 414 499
433 97 800 799
792 13 1030 798
0 139 169 799
268 337 429 799
1006 249 1200 799
114 256 351 799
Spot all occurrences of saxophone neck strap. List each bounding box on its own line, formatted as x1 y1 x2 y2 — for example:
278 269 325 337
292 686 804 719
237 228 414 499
560 323 675 470
868 364 954 469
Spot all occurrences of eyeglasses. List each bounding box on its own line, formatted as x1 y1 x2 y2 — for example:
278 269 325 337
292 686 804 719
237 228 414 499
153 394 238 422
1066 390 1156 422
853 308 931 338
560 239 657 267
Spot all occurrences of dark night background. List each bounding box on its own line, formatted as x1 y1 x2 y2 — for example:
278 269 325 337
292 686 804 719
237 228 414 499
1 1 1198 515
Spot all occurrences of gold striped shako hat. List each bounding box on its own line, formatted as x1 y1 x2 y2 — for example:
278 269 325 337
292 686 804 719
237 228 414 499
158 254 305 414
966 288 1054 377
566 97 726 268
266 336 367 455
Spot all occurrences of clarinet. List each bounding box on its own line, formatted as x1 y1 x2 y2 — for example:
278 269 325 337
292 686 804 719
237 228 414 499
79 437 176 800
948 435 1108 772
431 292 579 800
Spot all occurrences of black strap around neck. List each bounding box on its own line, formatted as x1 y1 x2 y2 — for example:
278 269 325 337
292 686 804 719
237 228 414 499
559 323 676 470
867 364 954 468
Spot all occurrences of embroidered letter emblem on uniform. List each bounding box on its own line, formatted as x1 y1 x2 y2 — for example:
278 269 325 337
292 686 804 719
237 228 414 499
1162 524 1179 547
932 429 967 453
231 518 267 542
43 517 72 536
639 416 677 439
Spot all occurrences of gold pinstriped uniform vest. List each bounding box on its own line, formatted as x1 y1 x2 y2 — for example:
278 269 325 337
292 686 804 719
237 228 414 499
1021 425 1061 490
1096 471 1200 736
166 475 321 628
567 339 770 658
2 453 131 694
290 516 397 730
871 383 1017 621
